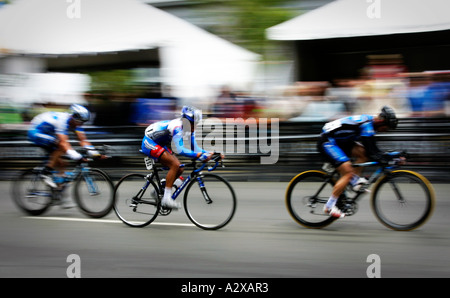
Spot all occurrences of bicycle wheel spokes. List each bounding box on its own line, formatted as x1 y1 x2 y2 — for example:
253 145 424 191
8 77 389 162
12 169 53 216
74 169 114 218
372 171 434 231
113 174 160 227
285 171 337 229
184 174 236 230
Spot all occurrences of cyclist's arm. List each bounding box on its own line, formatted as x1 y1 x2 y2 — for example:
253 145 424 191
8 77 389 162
191 131 207 155
171 127 200 159
359 121 384 162
56 133 73 153
360 135 383 161
74 129 91 148
56 133 82 160
360 136 402 163
75 129 101 157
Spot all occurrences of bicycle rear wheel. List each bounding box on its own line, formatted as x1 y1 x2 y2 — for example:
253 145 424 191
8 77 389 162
285 170 337 229
73 168 115 218
113 173 160 227
371 170 435 231
11 168 53 216
184 173 236 230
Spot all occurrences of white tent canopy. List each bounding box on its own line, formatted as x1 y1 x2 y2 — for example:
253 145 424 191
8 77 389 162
267 0 450 41
0 0 259 100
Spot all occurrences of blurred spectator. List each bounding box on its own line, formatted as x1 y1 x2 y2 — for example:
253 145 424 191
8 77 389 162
130 83 179 125
212 85 239 118
161 85 179 117
404 72 441 117
364 54 407 80
326 79 361 114
425 71 450 117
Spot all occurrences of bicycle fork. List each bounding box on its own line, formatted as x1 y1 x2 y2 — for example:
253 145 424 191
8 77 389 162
82 169 98 195
196 176 212 204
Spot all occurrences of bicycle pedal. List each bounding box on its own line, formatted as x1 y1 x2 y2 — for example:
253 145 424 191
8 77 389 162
159 207 172 216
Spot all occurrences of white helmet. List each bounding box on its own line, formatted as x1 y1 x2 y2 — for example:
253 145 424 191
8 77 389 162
181 106 202 125
70 104 90 123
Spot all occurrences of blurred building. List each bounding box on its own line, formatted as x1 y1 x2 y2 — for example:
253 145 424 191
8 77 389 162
267 0 450 82
0 0 259 117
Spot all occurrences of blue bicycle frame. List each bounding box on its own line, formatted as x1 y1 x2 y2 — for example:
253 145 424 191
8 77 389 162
170 158 221 202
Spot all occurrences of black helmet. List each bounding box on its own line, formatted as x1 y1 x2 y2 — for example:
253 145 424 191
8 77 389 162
379 106 398 130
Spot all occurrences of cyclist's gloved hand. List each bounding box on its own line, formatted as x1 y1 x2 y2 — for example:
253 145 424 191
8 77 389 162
84 145 101 158
197 152 210 162
66 149 83 160
380 151 404 165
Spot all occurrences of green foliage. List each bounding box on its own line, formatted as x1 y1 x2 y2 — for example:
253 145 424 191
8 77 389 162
87 69 135 95
200 0 297 58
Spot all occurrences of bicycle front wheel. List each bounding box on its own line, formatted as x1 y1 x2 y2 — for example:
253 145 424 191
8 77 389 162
11 168 53 216
73 168 115 218
371 170 435 231
285 170 337 229
113 173 160 227
184 173 236 230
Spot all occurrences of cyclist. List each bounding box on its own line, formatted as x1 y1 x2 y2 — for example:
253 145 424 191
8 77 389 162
141 106 217 209
317 106 402 218
28 104 100 204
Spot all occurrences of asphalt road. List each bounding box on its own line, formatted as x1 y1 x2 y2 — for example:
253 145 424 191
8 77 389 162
1 179 449 280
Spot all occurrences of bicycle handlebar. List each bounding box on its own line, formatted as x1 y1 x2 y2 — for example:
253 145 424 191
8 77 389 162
71 145 112 164
191 152 223 173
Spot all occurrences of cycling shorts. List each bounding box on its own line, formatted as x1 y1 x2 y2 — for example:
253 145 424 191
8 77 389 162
317 135 354 168
28 129 58 152
141 136 172 160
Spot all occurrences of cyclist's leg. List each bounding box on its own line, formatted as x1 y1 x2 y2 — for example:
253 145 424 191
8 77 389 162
318 138 351 217
159 151 184 209
142 136 184 188
351 142 368 177
333 162 353 198
159 150 184 189
141 137 183 209
28 130 59 187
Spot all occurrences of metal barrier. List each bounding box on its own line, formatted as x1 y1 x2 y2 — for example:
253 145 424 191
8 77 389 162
1 117 449 182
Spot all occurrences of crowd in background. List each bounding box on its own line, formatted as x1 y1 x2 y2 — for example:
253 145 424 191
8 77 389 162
1 55 449 127
85 54 449 125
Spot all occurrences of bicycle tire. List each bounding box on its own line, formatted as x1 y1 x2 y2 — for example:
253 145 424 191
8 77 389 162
11 168 53 216
113 173 161 227
73 168 115 218
184 173 236 230
285 170 337 229
371 170 435 231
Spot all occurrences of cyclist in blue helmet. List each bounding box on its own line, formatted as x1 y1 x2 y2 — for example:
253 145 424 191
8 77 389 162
28 104 100 196
317 106 402 218
141 105 219 209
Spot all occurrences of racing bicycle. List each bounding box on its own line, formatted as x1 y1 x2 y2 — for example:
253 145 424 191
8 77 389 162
285 154 435 231
11 146 114 218
113 152 237 230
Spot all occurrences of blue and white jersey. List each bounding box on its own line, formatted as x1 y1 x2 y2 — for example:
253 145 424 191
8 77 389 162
29 111 83 136
321 115 375 142
144 118 206 159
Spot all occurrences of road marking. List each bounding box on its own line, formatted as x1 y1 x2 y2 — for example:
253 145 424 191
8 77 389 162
23 216 195 227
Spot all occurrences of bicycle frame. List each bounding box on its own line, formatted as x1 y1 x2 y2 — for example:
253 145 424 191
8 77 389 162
325 161 401 204
145 155 223 202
